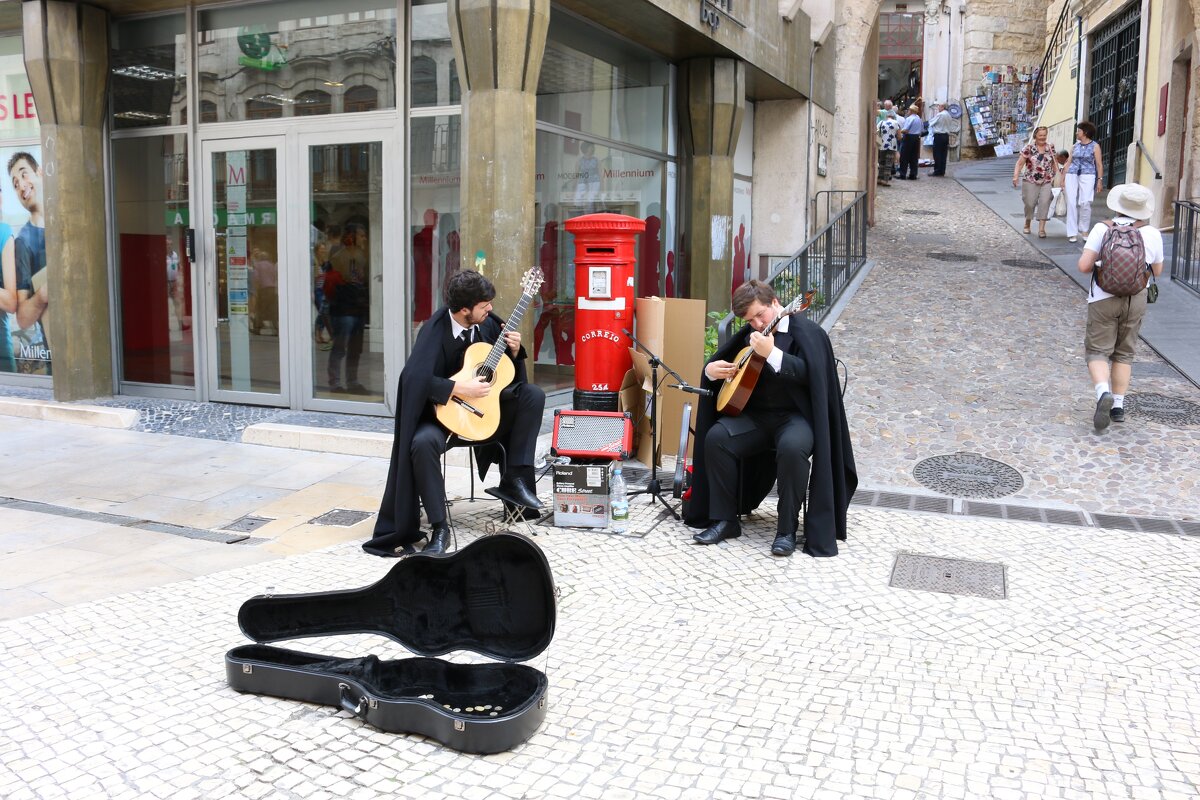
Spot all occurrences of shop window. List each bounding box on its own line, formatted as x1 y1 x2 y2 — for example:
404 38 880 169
537 13 669 153
196 0 396 123
112 135 194 387
409 112 461 326
344 85 378 113
411 1 456 109
110 15 187 130
532 131 671 366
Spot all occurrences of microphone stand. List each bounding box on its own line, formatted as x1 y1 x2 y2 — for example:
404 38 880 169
622 329 709 519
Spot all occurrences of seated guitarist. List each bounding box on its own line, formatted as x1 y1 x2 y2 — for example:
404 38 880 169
685 280 857 557
365 271 545 557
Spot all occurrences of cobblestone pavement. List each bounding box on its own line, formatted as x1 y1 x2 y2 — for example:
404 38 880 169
2 499 1199 800
837 170 1200 520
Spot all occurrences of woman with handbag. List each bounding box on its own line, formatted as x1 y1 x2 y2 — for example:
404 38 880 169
1012 126 1058 238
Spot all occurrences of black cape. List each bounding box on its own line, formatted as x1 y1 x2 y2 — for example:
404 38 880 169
365 308 526 557
683 317 858 557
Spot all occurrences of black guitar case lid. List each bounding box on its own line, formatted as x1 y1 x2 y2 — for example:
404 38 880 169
225 532 557 754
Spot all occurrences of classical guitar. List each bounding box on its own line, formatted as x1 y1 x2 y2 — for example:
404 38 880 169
714 290 816 417
435 268 545 441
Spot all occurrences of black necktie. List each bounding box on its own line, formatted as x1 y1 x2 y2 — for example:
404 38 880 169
459 328 471 344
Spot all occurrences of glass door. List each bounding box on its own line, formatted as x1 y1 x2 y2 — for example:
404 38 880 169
201 137 289 405
297 131 394 411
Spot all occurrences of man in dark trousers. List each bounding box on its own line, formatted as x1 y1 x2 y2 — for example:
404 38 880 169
685 280 857 557
365 271 545 557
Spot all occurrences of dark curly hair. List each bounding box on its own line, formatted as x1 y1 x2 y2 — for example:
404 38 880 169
444 270 496 313
731 279 778 318
1076 121 1098 140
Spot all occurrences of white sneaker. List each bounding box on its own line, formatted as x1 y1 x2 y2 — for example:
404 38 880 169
1068 236 1077 243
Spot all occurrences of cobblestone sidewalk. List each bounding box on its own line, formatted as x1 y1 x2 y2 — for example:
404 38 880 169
837 172 1200 520
2 499 1198 799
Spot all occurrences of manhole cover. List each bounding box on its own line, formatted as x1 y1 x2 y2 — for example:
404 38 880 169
222 515 273 533
913 453 1024 499
928 252 978 262
310 509 373 527
902 209 940 216
1000 258 1054 270
889 552 1008 600
1125 393 1200 427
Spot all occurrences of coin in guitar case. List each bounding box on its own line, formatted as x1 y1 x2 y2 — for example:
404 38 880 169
490 712 498 717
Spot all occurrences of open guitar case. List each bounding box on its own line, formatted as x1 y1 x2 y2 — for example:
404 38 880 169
225 532 556 754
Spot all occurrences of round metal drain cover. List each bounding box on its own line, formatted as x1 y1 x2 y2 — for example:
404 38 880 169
1125 393 1200 427
913 453 1024 499
1000 258 1054 270
928 252 978 262
902 209 940 216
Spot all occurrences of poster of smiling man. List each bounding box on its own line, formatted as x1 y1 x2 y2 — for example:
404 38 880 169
0 144 49 375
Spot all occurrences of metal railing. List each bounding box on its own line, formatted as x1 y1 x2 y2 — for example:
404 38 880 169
1135 140 1163 180
1032 0 1072 115
1171 201 1200 297
719 191 869 344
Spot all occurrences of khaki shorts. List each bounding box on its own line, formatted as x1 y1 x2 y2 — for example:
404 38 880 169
1085 292 1147 364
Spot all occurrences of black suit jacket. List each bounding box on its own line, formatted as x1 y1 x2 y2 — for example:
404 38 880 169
365 308 527 557
684 316 858 557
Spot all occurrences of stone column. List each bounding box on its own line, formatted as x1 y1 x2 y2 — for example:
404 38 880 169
678 58 745 313
449 0 549 363
22 1 110 400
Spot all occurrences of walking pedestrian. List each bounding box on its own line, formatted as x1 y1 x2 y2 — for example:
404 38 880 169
1077 183 1162 432
876 110 900 187
1063 121 1105 243
927 101 952 176
897 104 923 180
1012 126 1058 238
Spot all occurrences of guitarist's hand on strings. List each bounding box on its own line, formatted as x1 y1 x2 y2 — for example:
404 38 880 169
503 331 522 357
705 360 738 381
749 330 775 358
454 376 492 399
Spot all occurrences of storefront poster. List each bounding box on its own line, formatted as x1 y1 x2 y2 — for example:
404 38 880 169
0 144 50 375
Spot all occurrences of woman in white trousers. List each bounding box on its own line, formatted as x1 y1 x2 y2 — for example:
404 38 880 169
1062 121 1104 242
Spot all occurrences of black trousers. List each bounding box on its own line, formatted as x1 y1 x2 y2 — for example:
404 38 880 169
931 133 950 175
898 136 921 179
411 382 545 525
704 411 814 535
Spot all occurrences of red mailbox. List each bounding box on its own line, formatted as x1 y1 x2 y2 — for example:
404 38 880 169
564 213 645 411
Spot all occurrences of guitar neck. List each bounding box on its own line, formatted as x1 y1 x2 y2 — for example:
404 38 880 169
482 291 535 370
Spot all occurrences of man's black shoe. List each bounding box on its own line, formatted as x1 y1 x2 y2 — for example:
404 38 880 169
1110 406 1126 423
485 476 544 510
693 519 742 545
422 523 451 555
771 532 796 557
1094 392 1114 431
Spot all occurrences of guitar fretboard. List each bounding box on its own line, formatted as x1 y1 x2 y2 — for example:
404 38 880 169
481 292 534 373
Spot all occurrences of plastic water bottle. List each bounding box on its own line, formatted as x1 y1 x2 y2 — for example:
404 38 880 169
610 464 629 533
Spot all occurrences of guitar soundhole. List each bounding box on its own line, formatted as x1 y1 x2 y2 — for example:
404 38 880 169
475 366 495 383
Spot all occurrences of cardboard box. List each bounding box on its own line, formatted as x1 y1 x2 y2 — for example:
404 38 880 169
630 297 707 464
552 464 610 528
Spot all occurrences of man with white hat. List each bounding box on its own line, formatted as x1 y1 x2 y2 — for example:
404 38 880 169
1077 183 1164 431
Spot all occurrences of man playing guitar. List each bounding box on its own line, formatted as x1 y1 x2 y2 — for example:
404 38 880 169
366 270 545 557
685 280 857 557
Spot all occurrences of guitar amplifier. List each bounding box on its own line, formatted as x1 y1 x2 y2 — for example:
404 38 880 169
551 410 634 460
